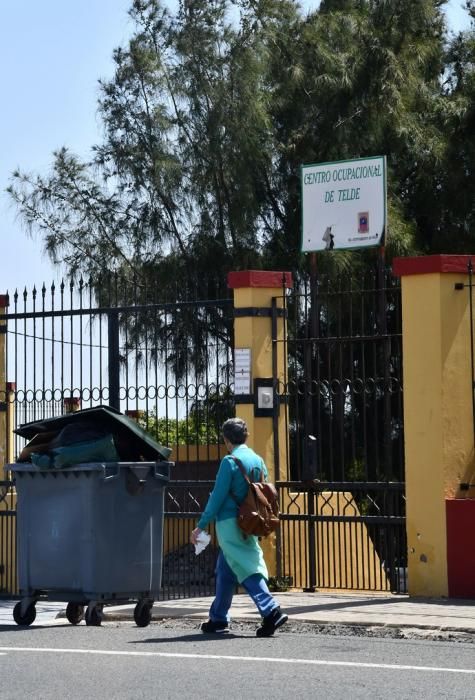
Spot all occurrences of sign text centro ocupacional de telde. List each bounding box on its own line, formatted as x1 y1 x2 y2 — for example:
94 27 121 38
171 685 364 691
301 155 387 253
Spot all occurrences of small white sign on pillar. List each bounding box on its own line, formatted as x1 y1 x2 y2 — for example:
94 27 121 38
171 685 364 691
234 348 251 394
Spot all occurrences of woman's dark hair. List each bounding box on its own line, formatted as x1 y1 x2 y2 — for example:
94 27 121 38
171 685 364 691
222 418 248 445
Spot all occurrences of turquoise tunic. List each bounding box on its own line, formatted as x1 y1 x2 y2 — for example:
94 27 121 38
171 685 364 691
216 518 268 584
197 444 269 583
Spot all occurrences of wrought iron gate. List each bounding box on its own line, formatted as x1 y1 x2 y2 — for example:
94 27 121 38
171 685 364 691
0 277 233 598
275 267 407 593
1 269 406 598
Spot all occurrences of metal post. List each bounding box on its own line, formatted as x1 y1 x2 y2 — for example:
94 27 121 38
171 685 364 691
271 297 280 479
107 311 120 411
304 253 318 591
271 297 282 580
378 246 392 478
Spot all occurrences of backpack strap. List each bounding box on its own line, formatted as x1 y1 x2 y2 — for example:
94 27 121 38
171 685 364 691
229 455 264 506
229 455 264 484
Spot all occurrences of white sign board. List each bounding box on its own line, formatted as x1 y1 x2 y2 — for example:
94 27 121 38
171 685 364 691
301 156 386 252
234 348 251 395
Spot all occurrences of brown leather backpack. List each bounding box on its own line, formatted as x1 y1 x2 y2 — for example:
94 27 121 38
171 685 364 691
230 456 280 537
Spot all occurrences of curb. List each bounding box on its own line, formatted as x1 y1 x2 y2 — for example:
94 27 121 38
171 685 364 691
97 611 475 638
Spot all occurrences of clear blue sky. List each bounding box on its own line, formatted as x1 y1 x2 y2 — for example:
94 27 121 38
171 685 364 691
0 0 471 293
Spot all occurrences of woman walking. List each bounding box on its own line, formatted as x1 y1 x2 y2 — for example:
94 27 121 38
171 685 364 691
190 417 288 637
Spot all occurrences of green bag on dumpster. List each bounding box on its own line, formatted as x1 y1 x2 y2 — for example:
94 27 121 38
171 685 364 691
31 433 119 469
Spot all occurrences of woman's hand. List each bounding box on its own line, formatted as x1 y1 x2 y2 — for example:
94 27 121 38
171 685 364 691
190 527 202 545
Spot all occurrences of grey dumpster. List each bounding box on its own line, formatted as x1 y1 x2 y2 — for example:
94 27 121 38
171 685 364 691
9 460 171 627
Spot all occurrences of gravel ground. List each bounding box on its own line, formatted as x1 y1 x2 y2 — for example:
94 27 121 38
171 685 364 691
116 615 475 644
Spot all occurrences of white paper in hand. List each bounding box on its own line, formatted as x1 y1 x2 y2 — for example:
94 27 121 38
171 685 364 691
194 531 211 555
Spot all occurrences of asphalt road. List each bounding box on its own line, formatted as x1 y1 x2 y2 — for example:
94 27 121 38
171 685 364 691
0 621 474 699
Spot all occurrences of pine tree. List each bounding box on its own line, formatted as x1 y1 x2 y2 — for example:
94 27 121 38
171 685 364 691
8 0 472 286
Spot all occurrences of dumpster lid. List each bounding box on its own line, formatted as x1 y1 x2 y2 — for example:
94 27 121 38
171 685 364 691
8 461 172 482
14 405 172 461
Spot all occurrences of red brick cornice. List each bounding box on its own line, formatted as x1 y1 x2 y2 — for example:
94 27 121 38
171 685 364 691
227 270 293 289
393 255 475 277
0 294 8 307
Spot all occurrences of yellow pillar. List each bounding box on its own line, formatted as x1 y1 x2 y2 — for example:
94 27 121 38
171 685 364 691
227 270 292 577
394 255 475 597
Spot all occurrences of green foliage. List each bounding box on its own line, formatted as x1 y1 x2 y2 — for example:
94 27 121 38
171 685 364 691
267 575 293 592
6 0 475 289
141 386 234 445
345 458 366 482
143 414 221 445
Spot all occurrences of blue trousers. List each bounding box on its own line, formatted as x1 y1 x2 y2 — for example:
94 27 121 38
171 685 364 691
209 551 278 623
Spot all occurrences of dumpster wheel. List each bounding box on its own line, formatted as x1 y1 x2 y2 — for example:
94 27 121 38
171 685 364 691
134 600 153 627
13 601 36 626
85 604 103 626
66 603 85 625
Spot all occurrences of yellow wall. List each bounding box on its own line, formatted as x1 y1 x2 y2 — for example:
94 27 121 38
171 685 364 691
401 270 474 596
163 516 198 556
170 444 223 463
0 492 17 596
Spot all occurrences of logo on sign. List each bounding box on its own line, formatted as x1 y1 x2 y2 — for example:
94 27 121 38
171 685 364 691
358 212 369 233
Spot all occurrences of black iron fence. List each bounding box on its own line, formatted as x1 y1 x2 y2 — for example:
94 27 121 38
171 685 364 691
161 481 217 599
277 481 406 593
278 268 404 483
1 277 234 461
0 277 232 599
0 268 407 598
274 267 406 592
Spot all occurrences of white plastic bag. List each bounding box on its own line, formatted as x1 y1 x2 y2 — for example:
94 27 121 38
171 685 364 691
194 530 211 555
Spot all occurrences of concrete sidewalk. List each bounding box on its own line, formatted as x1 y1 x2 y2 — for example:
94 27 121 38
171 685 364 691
108 591 475 635
1 592 475 635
